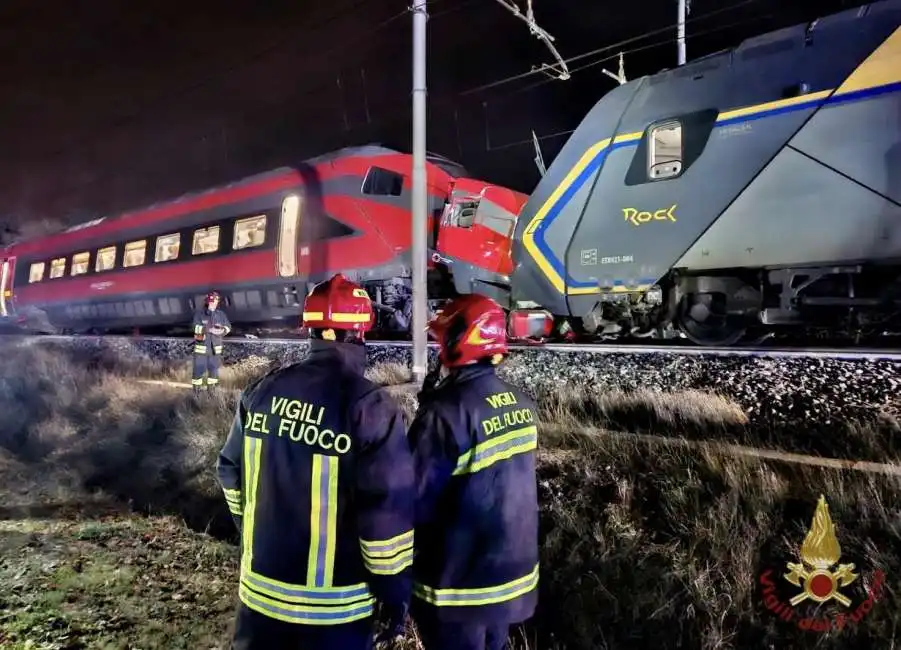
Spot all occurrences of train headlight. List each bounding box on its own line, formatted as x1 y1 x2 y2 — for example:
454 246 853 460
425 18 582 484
645 285 663 305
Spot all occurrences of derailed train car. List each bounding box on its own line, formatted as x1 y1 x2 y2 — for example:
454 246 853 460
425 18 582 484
0 146 528 335
509 0 901 345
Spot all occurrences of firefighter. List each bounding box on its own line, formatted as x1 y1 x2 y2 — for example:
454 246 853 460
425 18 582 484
407 294 540 650
216 273 415 650
192 290 231 394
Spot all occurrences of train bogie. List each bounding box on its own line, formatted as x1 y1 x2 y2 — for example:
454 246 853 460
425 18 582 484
511 1 901 345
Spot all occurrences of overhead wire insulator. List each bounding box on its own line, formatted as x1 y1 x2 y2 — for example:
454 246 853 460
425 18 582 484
493 0 571 81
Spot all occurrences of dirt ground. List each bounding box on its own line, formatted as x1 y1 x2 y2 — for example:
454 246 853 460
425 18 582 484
0 516 238 649
1 341 899 649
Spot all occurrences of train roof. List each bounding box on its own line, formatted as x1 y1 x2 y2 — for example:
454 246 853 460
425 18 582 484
636 0 899 87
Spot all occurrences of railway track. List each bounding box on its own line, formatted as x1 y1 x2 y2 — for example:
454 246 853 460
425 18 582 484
14 333 901 361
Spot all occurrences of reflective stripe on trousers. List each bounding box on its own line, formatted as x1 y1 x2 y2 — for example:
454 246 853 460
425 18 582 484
413 563 539 607
192 350 221 387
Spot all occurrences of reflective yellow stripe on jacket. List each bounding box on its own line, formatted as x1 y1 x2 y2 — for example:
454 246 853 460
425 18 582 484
307 455 339 586
413 563 540 607
360 530 414 575
222 487 242 516
453 425 538 476
239 440 376 625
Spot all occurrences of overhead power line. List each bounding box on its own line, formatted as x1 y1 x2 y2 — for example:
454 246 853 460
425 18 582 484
32 0 767 206
492 0 570 80
460 0 756 96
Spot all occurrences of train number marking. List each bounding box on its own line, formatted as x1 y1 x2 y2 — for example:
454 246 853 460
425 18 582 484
580 249 598 266
599 255 634 265
623 204 677 227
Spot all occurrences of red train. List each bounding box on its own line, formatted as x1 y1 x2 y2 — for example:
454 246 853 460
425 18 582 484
0 145 536 337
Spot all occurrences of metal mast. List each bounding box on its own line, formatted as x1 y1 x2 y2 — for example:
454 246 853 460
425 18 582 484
677 0 690 65
411 0 429 384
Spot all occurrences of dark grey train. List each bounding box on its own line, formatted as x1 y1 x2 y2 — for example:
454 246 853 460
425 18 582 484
508 0 901 345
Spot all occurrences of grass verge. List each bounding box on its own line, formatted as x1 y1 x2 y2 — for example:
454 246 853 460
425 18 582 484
0 342 898 649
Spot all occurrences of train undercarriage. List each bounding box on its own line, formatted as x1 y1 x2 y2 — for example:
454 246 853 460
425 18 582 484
538 263 901 346
10 264 901 348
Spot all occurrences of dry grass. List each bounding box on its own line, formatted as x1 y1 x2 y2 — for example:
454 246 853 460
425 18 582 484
0 341 899 649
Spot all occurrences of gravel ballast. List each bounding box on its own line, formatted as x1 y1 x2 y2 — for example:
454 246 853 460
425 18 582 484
17 335 901 446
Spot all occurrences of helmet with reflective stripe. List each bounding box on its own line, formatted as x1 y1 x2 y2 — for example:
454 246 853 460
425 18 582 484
428 294 507 367
302 274 374 332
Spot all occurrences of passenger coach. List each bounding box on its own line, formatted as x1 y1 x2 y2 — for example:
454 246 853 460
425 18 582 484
0 145 529 335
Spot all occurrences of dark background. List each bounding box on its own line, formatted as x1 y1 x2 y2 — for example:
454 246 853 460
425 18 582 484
0 0 857 233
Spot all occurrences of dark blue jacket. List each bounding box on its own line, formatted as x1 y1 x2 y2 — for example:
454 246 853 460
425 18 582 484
216 340 416 626
193 307 231 355
408 363 539 624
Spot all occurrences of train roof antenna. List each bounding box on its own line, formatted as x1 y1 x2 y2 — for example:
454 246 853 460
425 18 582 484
492 0 570 81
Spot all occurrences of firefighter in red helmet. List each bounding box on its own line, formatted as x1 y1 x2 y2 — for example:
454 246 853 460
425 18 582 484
216 274 415 650
191 290 232 395
407 294 539 650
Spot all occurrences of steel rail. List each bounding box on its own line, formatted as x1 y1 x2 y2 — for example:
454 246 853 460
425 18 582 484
14 334 901 361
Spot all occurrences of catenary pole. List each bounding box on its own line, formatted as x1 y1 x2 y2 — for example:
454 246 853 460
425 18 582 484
411 0 429 384
677 0 687 65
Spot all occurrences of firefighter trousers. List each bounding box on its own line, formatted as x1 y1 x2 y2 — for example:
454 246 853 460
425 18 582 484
416 618 510 650
231 604 373 650
191 351 221 389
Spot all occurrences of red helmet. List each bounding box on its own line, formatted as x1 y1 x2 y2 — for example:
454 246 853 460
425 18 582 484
428 294 508 367
302 274 374 332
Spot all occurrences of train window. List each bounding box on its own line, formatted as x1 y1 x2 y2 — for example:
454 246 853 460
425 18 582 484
648 121 683 180
361 166 403 196
456 203 477 228
71 252 90 276
96 246 116 272
123 240 147 267
192 226 220 255
28 262 45 283
155 233 181 262
233 215 267 250
49 257 66 279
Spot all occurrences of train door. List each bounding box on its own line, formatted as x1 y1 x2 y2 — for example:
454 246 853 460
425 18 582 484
276 193 306 309
0 256 14 318
474 186 518 275
277 194 301 278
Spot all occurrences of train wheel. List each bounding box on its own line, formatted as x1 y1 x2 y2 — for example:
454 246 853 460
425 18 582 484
677 293 747 346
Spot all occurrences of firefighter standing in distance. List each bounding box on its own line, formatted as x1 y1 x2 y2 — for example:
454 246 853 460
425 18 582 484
192 290 231 394
216 273 416 650
407 294 540 650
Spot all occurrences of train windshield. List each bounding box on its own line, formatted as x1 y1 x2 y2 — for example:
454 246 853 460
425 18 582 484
442 199 478 228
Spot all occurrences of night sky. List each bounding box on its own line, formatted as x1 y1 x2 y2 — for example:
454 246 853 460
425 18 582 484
0 0 857 232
